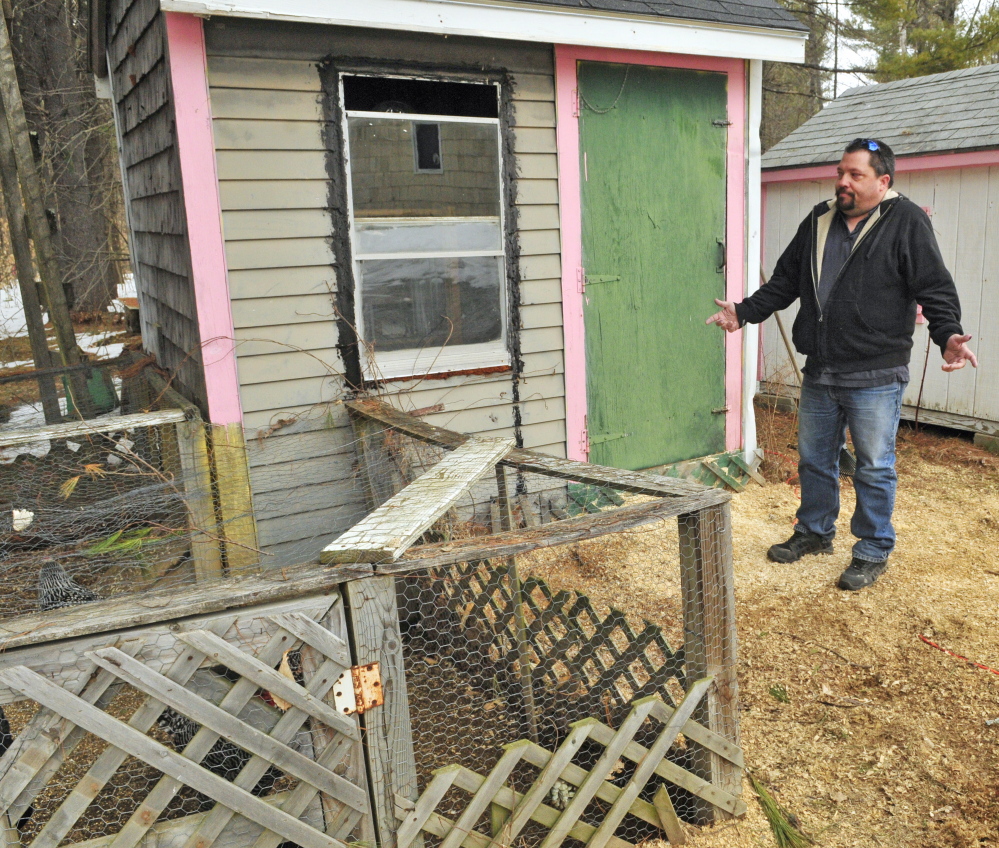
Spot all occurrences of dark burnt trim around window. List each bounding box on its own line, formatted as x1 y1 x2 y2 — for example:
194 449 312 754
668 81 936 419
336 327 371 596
317 57 523 399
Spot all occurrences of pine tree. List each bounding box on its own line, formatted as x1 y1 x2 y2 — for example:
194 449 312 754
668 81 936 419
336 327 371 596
852 0 999 80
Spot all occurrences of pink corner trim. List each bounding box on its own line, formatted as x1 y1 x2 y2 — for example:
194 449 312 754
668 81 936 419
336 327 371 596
555 45 745 461
164 13 242 425
762 148 999 184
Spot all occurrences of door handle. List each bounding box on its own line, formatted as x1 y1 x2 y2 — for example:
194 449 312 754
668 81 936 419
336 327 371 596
716 238 726 273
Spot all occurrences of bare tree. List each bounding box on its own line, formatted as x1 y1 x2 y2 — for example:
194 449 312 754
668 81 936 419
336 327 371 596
10 0 123 316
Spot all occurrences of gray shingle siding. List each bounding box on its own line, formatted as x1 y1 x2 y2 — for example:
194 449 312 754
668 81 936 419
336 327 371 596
763 62 999 169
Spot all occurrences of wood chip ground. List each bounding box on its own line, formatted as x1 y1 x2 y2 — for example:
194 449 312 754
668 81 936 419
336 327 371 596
523 406 999 848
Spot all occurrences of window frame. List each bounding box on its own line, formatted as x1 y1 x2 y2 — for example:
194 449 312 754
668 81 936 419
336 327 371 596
340 73 511 381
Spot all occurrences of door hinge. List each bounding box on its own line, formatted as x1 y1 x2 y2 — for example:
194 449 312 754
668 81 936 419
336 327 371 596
572 88 580 117
577 265 585 294
588 431 630 446
586 275 621 287
711 406 730 414
580 416 589 456
332 662 384 715
712 119 732 127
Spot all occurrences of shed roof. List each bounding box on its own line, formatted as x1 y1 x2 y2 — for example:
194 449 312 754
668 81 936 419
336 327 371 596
762 62 999 169
504 0 807 32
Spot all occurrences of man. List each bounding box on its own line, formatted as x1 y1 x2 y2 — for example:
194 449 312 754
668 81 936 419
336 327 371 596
707 138 977 590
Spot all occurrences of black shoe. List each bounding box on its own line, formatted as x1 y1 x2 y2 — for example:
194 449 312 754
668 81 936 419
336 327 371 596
767 531 833 563
837 557 888 591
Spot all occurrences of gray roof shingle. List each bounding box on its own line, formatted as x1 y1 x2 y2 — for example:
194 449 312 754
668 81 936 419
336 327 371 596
762 62 999 169
507 0 807 31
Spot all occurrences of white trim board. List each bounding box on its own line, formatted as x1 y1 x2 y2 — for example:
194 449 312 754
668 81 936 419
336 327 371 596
161 0 807 63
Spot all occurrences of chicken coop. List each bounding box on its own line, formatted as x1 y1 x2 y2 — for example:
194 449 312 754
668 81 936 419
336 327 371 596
0 397 742 848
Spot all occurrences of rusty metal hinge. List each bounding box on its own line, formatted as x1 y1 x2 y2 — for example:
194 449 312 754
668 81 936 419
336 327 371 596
332 662 384 715
580 416 589 456
572 88 580 117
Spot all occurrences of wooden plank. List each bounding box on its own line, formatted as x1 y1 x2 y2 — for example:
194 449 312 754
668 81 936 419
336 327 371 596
443 770 632 848
395 767 461 848
177 629 360 740
583 713 745 816
538 698 657 848
653 785 686 845
586 679 711 848
22 620 240 848
207 57 321 92
347 399 709 497
440 745 526 848
227 266 336 301
213 119 323 151
0 578 357 658
0 409 186 448
105 624 308 848
678 503 740 822
321 436 514 564
267 611 352 668
219 179 329 212
727 454 766 487
510 72 555 102
0 640 144 825
702 460 745 492
225 236 334 270
216 150 328 181
488 726 591 848
345 576 419 848
511 101 555 128
274 602 372 848
515 733 660 829
0 666 346 848
211 423 261 573
174 419 225 581
47 788 322 848
380 493 728 575
646 701 745 769
230 293 336 328
175 648 363 848
210 88 322 121
222 208 331 241
973 165 999 423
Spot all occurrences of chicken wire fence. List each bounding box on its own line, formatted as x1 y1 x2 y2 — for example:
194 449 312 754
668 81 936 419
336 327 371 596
0 392 741 848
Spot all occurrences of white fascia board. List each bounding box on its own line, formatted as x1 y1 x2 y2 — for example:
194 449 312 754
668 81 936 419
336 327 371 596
160 0 807 63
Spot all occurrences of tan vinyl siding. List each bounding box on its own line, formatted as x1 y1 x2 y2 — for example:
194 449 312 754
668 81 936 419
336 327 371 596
109 0 206 408
206 27 566 563
762 167 999 431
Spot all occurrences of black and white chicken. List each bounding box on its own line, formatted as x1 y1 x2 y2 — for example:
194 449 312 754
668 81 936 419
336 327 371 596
155 706 283 795
36 559 102 611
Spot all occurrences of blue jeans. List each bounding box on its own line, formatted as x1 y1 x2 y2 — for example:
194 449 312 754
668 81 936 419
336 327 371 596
795 379 906 562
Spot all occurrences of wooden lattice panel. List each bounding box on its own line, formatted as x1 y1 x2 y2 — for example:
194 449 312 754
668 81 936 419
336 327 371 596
394 686 745 848
409 560 684 726
0 595 373 848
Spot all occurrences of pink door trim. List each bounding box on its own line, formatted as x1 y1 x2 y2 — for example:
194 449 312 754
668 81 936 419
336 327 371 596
762 148 999 184
164 12 242 425
555 45 745 461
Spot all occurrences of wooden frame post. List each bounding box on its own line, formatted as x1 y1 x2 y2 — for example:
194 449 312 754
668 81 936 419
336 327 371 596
344 575 420 848
677 501 740 821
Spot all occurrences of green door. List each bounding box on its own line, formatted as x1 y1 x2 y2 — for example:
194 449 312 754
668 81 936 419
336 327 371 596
578 61 728 470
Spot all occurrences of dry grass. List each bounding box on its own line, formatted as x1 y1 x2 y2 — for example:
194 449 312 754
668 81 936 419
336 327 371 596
524 402 999 848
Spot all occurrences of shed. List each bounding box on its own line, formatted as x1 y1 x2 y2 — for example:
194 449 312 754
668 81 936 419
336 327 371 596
89 0 807 564
760 63 999 436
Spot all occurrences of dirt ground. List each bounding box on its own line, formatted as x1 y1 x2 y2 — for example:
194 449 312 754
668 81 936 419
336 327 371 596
523 402 999 848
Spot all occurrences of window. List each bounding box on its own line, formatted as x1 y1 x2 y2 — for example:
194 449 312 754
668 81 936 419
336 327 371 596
342 75 508 379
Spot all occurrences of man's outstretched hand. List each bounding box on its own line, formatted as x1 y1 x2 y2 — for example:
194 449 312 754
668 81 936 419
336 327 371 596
942 333 978 371
706 299 741 333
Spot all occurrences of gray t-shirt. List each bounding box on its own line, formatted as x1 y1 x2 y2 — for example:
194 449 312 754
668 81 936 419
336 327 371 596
805 211 909 387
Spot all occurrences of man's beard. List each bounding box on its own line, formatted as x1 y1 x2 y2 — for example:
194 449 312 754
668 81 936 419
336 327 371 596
836 190 856 213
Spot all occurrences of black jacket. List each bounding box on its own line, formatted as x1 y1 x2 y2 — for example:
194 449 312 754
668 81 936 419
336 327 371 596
736 192 964 372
